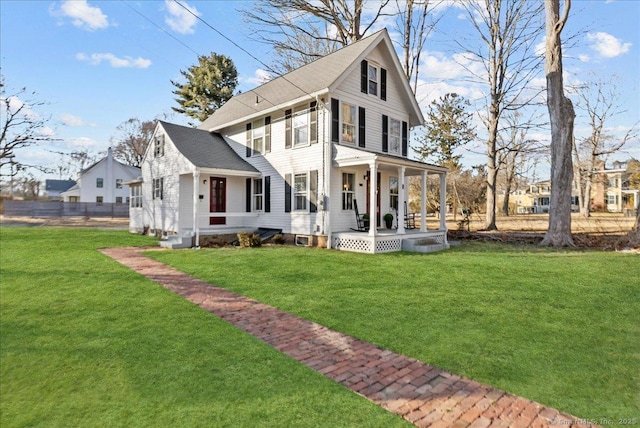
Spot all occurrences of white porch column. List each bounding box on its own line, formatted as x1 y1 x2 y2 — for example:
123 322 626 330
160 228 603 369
421 171 427 232
397 166 406 234
368 162 377 237
193 171 200 248
439 172 447 231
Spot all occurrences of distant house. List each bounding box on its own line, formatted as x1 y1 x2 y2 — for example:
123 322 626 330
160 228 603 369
132 29 450 253
591 161 639 214
62 147 140 205
44 179 76 200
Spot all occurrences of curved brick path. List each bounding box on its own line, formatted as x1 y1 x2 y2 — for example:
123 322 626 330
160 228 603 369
100 247 597 428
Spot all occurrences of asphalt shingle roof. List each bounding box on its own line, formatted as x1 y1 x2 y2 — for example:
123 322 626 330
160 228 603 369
159 121 258 173
199 30 385 131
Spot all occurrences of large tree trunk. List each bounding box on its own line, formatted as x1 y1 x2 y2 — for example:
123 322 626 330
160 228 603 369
541 0 575 247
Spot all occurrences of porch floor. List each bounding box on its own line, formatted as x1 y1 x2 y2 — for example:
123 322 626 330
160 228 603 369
332 228 449 254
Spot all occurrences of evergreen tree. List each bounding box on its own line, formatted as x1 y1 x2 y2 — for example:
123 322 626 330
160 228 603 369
415 93 476 169
171 53 238 123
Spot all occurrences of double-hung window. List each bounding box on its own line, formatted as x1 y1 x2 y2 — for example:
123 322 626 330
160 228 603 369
253 178 263 211
153 177 164 200
154 134 165 157
294 173 308 211
389 118 401 154
389 177 398 211
293 106 309 147
342 173 355 210
368 64 378 96
252 119 264 154
342 103 357 144
130 184 142 208
96 178 103 188
116 179 123 189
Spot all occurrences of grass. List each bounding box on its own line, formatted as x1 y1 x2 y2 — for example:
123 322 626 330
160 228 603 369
0 227 409 427
145 242 640 423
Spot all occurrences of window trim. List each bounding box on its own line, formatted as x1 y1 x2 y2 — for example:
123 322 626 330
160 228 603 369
116 178 123 189
341 102 357 145
293 172 308 211
389 176 399 211
253 178 263 212
342 172 355 211
152 177 164 200
389 118 401 154
154 134 165 157
252 118 264 155
293 105 309 147
96 177 104 188
130 184 142 208
368 63 378 96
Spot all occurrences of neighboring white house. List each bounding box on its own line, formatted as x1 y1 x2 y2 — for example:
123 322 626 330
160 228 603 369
133 29 449 253
44 179 76 200
62 147 140 204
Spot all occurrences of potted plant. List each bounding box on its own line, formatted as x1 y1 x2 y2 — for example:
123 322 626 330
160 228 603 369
383 213 394 229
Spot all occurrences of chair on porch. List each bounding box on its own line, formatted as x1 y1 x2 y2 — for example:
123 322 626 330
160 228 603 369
404 201 418 229
351 200 369 232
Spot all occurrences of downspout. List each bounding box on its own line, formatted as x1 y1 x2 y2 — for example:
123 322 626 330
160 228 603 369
193 170 200 248
318 94 332 248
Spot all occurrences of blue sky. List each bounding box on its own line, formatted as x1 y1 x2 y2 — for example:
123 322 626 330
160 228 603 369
1 0 638 182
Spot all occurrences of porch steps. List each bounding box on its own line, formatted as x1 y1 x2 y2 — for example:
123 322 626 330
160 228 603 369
159 232 193 249
401 237 449 253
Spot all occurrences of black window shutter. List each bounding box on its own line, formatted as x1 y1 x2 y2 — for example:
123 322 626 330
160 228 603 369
246 178 252 212
264 176 271 213
358 107 366 148
284 173 292 213
382 115 389 153
285 110 292 149
402 121 408 157
381 68 387 101
310 101 318 144
360 60 368 93
245 123 252 157
331 98 339 142
310 170 318 213
265 116 271 153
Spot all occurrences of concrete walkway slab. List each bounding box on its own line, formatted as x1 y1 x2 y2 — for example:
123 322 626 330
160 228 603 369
100 247 599 428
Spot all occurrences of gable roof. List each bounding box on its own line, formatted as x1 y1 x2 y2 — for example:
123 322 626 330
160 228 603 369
80 151 140 177
159 121 258 173
45 179 76 192
199 28 422 131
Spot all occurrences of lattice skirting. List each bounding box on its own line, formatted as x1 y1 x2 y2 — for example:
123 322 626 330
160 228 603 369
333 237 402 254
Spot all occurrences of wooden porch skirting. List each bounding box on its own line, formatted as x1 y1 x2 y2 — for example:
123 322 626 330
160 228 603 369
332 230 448 254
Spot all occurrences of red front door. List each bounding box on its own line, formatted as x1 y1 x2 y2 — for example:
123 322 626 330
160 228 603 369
209 177 226 225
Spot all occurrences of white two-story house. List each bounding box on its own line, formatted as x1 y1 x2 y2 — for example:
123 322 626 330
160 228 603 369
133 29 449 253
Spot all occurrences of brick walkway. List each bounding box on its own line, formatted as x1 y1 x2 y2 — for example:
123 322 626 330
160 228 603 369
101 247 598 428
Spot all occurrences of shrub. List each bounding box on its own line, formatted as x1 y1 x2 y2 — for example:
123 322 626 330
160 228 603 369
237 232 261 247
272 233 285 245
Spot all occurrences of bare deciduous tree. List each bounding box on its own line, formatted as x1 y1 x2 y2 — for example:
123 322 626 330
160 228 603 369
541 0 575 247
572 77 639 217
457 0 545 230
497 110 545 215
1 76 58 174
110 118 156 168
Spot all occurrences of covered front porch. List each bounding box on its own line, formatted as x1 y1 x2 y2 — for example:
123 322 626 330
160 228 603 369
329 146 449 254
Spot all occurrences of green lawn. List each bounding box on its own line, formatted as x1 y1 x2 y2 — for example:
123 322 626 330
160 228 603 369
0 227 409 427
146 242 640 423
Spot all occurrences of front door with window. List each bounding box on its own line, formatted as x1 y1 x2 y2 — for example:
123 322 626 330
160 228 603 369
209 177 226 225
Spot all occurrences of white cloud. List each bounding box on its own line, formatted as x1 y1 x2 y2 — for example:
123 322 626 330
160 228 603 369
60 113 85 127
51 0 109 31
76 53 152 68
244 69 273 86
586 32 631 58
165 0 199 34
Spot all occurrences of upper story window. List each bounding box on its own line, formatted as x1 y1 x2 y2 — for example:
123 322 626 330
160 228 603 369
609 177 619 188
368 64 378 96
342 103 357 144
96 178 103 188
389 118 401 154
293 106 309 147
154 134 165 157
116 179 123 189
252 119 264 154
